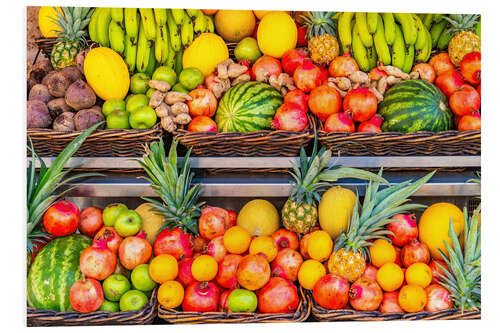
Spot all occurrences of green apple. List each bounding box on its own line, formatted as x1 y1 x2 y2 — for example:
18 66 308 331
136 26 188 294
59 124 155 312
125 94 134 104
119 290 148 311
102 99 126 117
130 73 151 94
129 106 157 129
171 83 190 94
131 264 157 292
106 110 130 129
146 88 156 99
99 299 120 312
179 67 204 90
126 94 149 113
114 210 142 237
103 274 131 301
234 37 262 63
102 203 128 227
152 66 178 86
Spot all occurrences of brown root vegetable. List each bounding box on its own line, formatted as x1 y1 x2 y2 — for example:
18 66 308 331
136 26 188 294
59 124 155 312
171 102 189 116
29 59 53 83
65 79 96 110
29 84 53 104
74 106 105 131
42 70 57 86
161 116 176 133
227 63 248 78
53 112 75 132
164 91 192 104
60 66 83 83
75 49 89 73
27 100 52 129
155 103 171 118
149 80 171 92
28 78 37 96
149 90 166 108
231 74 251 86
47 98 73 119
46 71 73 97
173 113 191 125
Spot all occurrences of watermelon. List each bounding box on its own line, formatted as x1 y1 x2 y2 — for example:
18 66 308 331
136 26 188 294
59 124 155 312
378 80 453 133
215 82 283 132
27 234 91 311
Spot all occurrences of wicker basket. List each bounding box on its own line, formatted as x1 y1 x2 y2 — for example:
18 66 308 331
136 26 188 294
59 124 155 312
27 288 158 326
158 286 310 324
35 37 93 58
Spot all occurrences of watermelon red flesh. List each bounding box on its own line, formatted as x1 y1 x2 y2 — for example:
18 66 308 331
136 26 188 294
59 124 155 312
379 79 453 133
27 234 91 311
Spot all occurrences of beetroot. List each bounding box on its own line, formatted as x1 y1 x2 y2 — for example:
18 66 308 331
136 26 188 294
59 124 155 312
27 100 52 128
65 79 96 110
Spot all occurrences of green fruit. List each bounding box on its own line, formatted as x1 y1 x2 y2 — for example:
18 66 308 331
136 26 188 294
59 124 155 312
152 66 178 86
114 210 143 237
102 274 131 302
234 37 262 63
227 289 258 313
126 94 149 113
106 110 130 129
146 88 156 99
102 99 126 117
178 67 204 90
119 290 149 311
129 105 158 129
215 82 283 132
102 203 128 227
379 80 453 133
172 83 190 94
99 299 120 312
130 73 151 94
27 235 91 311
131 264 157 291
125 94 134 104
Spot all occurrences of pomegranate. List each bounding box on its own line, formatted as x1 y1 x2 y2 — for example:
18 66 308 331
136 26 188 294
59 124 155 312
281 48 308 75
188 116 218 133
69 278 104 313
394 247 403 267
369 67 388 81
429 260 448 284
271 248 303 281
154 227 193 259
271 228 299 251
460 52 481 85
284 89 308 112
219 289 232 312
401 239 431 267
271 102 308 131
187 88 218 117
361 264 378 281
429 53 455 76
78 207 103 238
458 112 481 131
312 274 350 310
206 236 227 262
296 23 308 47
204 73 219 93
477 83 481 99
308 84 342 121
94 226 122 254
293 60 324 92
80 239 117 280
182 281 220 312
412 63 436 83
199 210 227 241
435 70 465 97
425 284 452 312
252 55 282 81
257 277 299 313
449 85 480 116
193 235 208 253
43 200 80 236
226 209 237 229
387 213 419 247
118 232 152 270
328 52 359 77
343 88 378 122
177 257 196 287
324 112 355 133
349 278 383 311
357 114 383 133
216 254 243 289
238 59 251 76
300 233 311 259
379 291 403 313
202 206 230 230
236 254 271 290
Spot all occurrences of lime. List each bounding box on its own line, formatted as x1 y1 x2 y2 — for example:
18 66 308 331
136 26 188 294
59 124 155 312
126 94 149 113
179 67 204 90
119 290 149 311
146 88 156 99
99 299 120 312
234 37 262 63
152 66 178 86
102 99 126 117
103 274 131 301
131 264 157 291
227 289 258 313
172 83 190 94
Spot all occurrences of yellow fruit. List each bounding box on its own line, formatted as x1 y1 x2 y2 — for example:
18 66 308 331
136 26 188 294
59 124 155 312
183 33 229 77
257 12 297 58
318 186 356 239
191 255 218 282
369 239 396 267
405 263 432 288
237 199 279 236
398 284 427 313
249 236 278 262
136 203 165 244
224 226 251 254
84 47 130 100
419 203 465 260
298 259 326 290
376 262 404 292
307 230 333 262
253 10 291 20
38 6 63 38
149 254 178 284
214 10 255 42
158 280 184 309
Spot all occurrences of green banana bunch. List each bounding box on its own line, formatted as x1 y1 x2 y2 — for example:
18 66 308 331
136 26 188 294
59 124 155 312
124 8 140 39
145 42 157 77
109 19 125 54
88 7 102 42
352 22 371 71
355 12 373 47
171 8 187 24
373 14 391 65
174 49 183 75
394 13 417 46
139 8 156 40
96 7 112 47
154 8 167 28
430 20 447 48
136 22 151 73
167 9 182 51
338 12 355 53
205 15 215 33
367 13 378 34
155 23 170 64
391 24 406 69
124 35 138 72
382 13 396 45
111 8 124 23
186 9 202 17
181 15 194 46
193 13 208 34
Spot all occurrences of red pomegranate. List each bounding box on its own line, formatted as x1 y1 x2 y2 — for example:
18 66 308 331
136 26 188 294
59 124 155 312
312 274 350 310
460 52 481 85
154 227 193 259
271 102 308 131
412 63 436 83
177 257 196 287
193 235 208 253
219 289 232 312
369 67 388 81
252 55 282 81
188 116 218 133
199 209 227 241
394 247 403 267
435 70 465 97
349 278 383 311
293 60 324 92
458 112 481 131
387 213 419 247
257 277 299 313
69 278 104 313
206 236 227 262
284 89 308 112
299 233 311 259
401 239 431 267
43 200 80 236
379 291 403 313
182 281 220 312
271 248 303 282
324 112 355 133
329 52 359 77
308 84 342 121
343 88 378 122
216 254 243 289
429 260 448 284
361 264 378 281
187 88 218 117
78 207 103 238
296 23 308 47
358 114 383 133
118 232 152 270
271 229 299 251
238 59 251 75
226 209 237 229
94 226 122 254
425 284 453 312
202 206 230 230
477 83 481 98
429 53 455 76
449 85 480 116
236 254 271 290
281 48 308 75
80 239 117 280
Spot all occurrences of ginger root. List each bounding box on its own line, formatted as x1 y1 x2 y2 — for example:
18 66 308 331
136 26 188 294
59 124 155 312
369 87 384 103
165 91 192 104
227 63 248 78
155 103 171 118
269 73 296 95
231 74 251 86
174 113 191 125
377 64 410 80
329 77 351 91
149 90 166 108
161 116 176 133
171 102 189 116
216 59 234 80
386 75 402 85
348 71 371 86
377 77 388 95
327 81 348 97
149 80 171 92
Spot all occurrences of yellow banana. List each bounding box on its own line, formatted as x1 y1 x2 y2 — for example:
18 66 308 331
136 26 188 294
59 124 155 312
382 13 396 45
413 14 427 53
205 15 215 33
367 13 378 34
139 8 156 40
88 8 101 43
338 12 355 53
171 8 187 25
422 13 434 30
154 8 167 28
136 23 150 73
193 14 207 34
430 20 447 48
402 43 415 73
186 9 202 18
355 13 373 47
96 7 112 47
419 25 432 62
181 16 194 47
155 23 165 63
109 19 125 54
391 24 406 69
124 35 137 72
394 13 417 46
111 8 123 23
352 23 371 71
167 9 182 51
373 15 391 65
124 8 139 40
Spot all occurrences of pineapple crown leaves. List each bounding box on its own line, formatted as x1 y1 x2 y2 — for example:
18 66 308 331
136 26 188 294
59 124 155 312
49 7 94 45
443 14 480 34
137 139 204 235
301 11 338 39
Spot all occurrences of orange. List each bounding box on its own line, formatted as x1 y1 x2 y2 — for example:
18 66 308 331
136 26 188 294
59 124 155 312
191 254 218 281
157 280 184 309
257 12 297 58
202 9 218 15
215 10 256 42
298 259 326 290
307 230 333 262
149 254 178 284
405 263 432 288
223 226 251 254
376 262 404 292
369 239 397 267
398 284 427 312
249 236 278 262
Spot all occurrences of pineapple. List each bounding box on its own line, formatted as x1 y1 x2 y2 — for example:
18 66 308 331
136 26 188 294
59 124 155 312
282 139 386 234
302 11 340 65
437 206 481 310
138 139 203 235
330 171 435 282
444 14 481 66
50 7 94 69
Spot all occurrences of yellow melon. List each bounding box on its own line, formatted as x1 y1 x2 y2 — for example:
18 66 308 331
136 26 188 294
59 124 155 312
38 6 63 38
253 10 291 20
215 10 255 42
318 186 356 239
135 203 165 244
183 33 229 77
237 199 279 236
257 12 297 58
